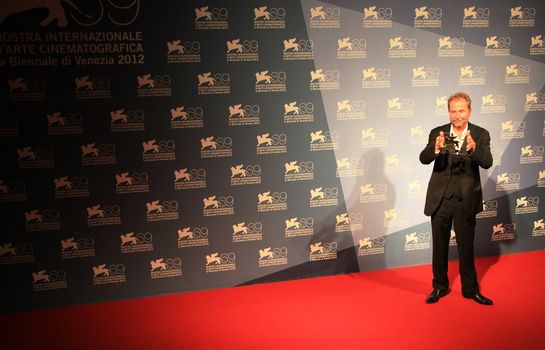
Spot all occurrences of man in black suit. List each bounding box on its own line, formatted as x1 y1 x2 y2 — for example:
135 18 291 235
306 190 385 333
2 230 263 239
420 92 493 305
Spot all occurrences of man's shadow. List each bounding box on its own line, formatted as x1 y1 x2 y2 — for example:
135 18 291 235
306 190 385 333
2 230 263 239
302 149 400 279
341 150 431 294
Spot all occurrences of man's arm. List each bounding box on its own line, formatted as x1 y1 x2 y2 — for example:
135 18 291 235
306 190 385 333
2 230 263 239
469 129 493 169
420 129 442 164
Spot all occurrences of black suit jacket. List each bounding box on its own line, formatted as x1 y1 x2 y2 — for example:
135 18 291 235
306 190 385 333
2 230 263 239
420 122 493 217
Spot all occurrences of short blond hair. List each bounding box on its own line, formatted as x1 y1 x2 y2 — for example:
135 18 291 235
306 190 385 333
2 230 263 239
448 92 472 111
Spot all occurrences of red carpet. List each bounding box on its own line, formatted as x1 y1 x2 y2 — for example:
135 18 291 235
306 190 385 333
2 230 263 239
3 250 544 349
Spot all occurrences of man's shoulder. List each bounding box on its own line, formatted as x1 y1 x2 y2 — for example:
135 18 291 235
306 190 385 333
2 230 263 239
431 123 450 132
468 122 489 134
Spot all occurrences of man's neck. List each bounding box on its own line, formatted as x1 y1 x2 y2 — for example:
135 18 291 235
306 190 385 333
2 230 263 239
451 125 467 138
453 128 464 138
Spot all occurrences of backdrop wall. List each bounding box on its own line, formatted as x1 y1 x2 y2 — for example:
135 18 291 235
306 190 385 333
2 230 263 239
1 0 544 313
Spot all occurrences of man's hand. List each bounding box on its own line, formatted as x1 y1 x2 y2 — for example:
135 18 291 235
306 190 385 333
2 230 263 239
435 131 445 153
466 130 476 153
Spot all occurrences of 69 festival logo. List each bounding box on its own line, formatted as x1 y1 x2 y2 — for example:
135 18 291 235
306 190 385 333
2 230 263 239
136 74 172 97
110 108 145 132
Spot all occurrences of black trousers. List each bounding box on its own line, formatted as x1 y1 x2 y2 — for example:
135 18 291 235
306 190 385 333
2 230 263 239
430 196 479 295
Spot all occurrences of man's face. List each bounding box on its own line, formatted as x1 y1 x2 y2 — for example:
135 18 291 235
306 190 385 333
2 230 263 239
448 97 471 131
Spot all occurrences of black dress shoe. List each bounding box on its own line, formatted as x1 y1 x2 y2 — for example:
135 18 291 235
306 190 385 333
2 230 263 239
425 289 448 304
463 292 493 305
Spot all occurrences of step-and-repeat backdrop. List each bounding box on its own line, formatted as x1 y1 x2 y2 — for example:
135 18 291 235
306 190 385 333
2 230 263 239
1 0 544 313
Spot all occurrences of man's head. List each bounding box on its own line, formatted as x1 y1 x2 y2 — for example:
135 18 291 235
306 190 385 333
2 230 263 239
448 92 472 132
